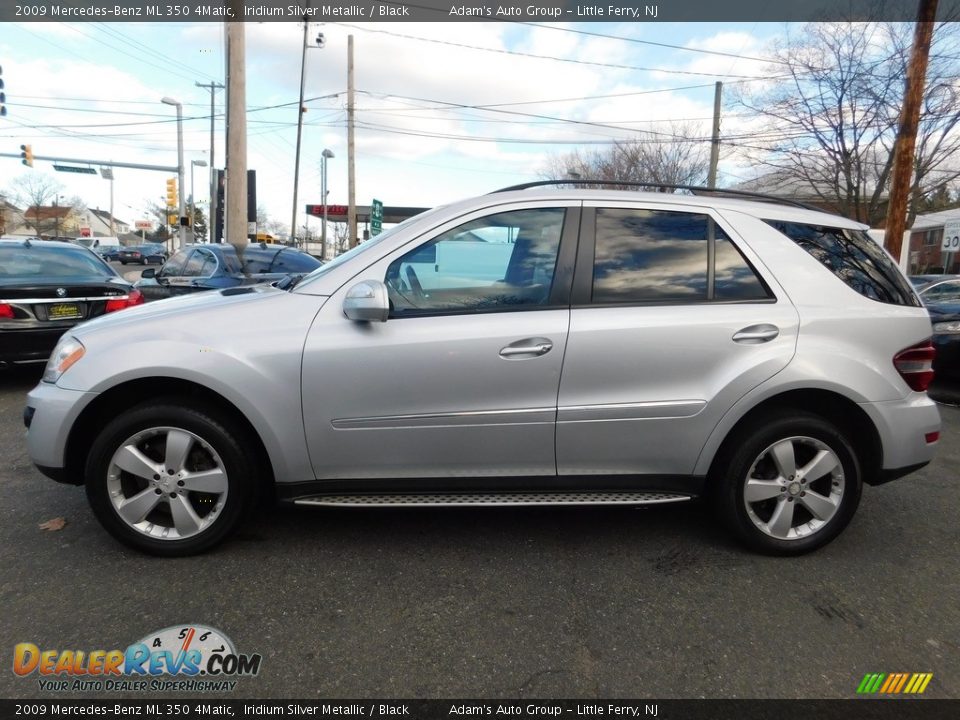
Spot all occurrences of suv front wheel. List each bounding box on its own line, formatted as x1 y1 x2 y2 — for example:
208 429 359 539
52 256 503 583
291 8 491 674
84 400 257 556
715 411 862 555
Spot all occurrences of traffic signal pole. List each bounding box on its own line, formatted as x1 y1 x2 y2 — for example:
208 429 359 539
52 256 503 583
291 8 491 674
0 152 177 173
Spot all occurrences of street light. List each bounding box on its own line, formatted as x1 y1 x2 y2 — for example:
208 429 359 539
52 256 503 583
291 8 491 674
190 159 208 240
321 148 334 260
290 21 327 248
161 96 186 249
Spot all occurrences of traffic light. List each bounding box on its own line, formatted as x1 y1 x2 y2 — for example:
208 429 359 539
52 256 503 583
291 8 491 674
167 214 178 226
165 178 177 207
20 144 33 167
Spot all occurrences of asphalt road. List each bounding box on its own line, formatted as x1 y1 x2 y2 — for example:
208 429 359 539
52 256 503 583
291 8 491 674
1 364 958 700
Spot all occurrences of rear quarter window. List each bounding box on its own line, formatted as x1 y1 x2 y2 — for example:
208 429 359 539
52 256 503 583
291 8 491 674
764 220 920 307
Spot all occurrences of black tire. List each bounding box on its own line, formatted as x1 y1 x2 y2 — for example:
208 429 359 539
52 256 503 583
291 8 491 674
84 399 259 556
713 410 862 555
120 261 128 265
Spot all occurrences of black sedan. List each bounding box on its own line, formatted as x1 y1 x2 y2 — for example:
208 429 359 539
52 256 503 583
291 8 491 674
0 238 144 365
135 242 322 301
119 244 167 265
925 301 960 380
94 246 120 262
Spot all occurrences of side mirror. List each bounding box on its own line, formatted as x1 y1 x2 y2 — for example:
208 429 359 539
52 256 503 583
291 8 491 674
343 280 389 322
141 268 156 279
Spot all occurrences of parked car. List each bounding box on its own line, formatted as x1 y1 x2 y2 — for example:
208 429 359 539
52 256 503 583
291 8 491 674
24 185 939 557
94 245 120 262
134 242 321 301
1 238 143 365
909 276 960 379
119 244 167 265
910 274 960 302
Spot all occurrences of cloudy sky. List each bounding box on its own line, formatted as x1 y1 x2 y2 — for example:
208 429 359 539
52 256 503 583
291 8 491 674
1 20 786 236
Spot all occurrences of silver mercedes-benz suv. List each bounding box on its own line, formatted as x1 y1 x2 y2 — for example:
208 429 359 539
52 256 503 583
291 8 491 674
23 185 940 556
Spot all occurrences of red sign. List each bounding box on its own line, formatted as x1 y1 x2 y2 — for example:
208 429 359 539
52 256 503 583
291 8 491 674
80 228 91 237
306 204 348 217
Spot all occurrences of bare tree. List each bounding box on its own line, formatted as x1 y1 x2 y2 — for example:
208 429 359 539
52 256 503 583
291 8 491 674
732 21 960 225
541 123 710 191
6 173 67 236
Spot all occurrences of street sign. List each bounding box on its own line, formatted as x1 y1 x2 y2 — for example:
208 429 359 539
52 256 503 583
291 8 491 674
943 220 960 252
371 198 383 237
53 165 96 174
135 220 152 230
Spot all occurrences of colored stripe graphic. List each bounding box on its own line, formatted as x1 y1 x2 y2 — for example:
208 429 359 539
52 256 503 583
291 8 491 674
856 672 932 694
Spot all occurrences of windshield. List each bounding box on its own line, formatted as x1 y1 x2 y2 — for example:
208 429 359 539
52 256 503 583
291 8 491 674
293 208 442 291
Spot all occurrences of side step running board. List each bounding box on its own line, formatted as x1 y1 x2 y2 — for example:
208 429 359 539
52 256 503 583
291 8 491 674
293 491 692 508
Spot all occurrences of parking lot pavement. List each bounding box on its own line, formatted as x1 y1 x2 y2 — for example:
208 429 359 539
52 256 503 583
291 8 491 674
1 365 958 699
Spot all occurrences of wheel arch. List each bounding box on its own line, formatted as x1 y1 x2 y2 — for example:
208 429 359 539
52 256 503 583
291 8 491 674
63 377 276 492
701 388 882 489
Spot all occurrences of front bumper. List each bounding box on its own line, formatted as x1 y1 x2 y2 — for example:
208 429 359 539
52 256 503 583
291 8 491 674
25 381 98 485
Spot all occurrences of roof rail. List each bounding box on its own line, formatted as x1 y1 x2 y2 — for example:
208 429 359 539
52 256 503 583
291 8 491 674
490 179 830 214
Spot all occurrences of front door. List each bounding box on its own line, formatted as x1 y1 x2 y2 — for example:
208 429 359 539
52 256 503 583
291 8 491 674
301 204 579 481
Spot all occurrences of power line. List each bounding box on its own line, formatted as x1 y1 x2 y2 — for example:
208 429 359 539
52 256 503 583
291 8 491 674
339 24 783 80
518 22 794 67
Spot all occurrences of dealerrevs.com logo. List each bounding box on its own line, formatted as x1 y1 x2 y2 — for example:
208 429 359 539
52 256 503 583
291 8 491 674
13 625 262 693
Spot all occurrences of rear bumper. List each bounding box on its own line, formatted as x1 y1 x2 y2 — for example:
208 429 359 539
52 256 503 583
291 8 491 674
0 327 67 363
859 393 940 482
870 461 930 486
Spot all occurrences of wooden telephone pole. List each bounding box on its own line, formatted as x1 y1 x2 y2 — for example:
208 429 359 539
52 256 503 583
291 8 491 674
884 0 939 260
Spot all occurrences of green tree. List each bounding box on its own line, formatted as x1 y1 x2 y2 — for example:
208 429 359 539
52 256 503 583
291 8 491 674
190 202 208 243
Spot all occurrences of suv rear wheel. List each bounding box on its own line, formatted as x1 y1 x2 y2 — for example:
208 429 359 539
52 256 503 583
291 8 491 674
715 410 862 555
84 400 256 556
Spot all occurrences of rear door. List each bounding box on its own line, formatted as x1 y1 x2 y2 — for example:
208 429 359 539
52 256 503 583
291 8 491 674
556 202 799 481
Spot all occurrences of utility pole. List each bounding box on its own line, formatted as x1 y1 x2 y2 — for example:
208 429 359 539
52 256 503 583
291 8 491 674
196 80 224 241
707 81 722 189
225 14 248 250
347 34 357 248
884 0 939 260
290 13 309 247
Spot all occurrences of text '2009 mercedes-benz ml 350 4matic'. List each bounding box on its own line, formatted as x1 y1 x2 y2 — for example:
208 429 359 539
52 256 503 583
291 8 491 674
24 184 940 556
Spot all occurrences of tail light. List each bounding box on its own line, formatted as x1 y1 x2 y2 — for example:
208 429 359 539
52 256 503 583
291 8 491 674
105 289 145 313
0 303 14 319
893 340 936 392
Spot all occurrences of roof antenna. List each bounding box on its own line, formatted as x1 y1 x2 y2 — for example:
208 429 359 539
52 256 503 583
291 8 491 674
23 238 32 248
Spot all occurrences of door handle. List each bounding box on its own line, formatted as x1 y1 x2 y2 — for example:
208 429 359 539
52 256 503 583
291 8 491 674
732 324 780 344
499 339 553 358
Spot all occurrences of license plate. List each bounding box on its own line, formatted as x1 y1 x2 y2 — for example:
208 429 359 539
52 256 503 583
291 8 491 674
47 303 82 320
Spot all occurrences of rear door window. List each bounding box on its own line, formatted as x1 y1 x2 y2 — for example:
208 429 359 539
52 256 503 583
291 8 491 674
592 208 771 303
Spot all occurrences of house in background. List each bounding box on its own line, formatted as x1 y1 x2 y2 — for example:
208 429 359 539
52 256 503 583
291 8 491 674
907 208 960 274
22 205 77 238
83 208 130 237
0 198 25 236
731 170 890 225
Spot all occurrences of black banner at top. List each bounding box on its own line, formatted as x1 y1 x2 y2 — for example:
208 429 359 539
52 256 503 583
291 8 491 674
4 0 960 23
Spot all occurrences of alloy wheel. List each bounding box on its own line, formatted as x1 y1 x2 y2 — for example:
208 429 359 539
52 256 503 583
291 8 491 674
106 426 229 540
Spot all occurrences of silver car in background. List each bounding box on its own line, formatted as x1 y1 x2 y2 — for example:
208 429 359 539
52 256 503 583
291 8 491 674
24 187 940 556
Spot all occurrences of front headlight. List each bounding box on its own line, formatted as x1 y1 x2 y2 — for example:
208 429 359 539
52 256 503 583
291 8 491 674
43 336 85 383
933 321 960 335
